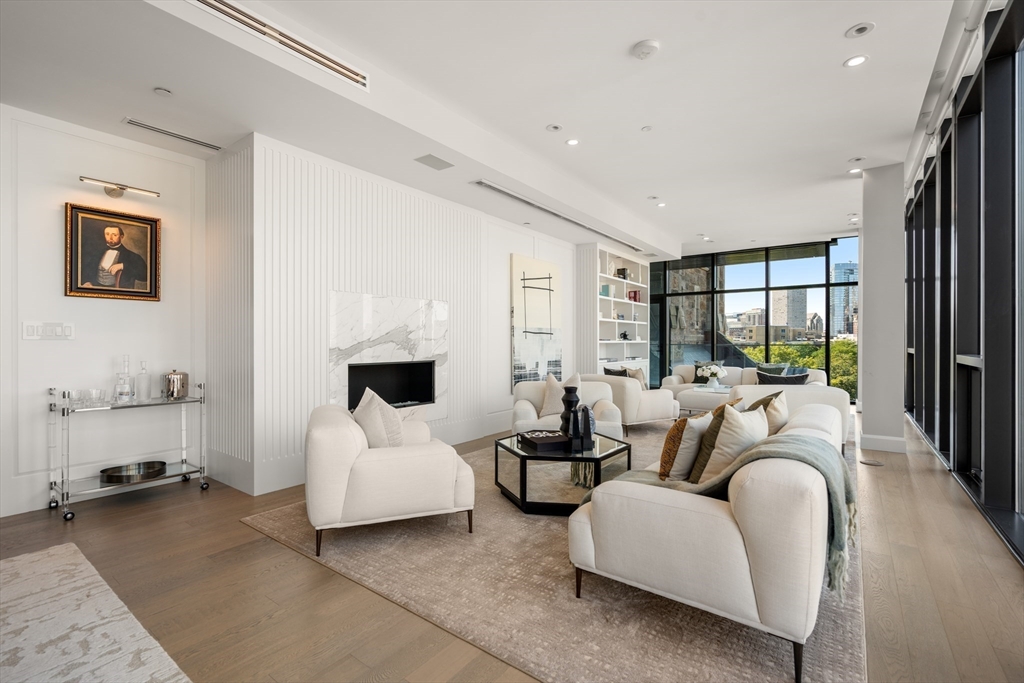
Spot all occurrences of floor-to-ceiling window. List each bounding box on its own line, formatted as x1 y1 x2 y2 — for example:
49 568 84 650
904 0 1022 561
650 237 859 399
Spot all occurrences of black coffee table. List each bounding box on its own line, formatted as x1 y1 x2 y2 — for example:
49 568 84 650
494 433 631 515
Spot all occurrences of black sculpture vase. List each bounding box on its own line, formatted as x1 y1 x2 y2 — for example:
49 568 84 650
559 386 580 434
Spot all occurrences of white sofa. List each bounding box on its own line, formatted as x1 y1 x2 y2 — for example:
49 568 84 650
582 374 680 436
512 380 623 439
305 405 474 556
662 365 829 414
730 384 850 453
569 400 843 683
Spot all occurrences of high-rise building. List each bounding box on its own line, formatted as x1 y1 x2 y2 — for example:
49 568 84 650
830 262 859 334
771 289 806 330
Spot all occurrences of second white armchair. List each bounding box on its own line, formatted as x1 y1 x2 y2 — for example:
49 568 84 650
582 374 679 436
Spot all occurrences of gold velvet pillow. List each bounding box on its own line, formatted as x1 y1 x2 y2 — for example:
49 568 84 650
686 399 743 484
658 410 714 481
687 393 782 483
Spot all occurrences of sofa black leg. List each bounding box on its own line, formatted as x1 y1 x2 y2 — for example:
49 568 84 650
793 641 803 683
467 509 473 533
622 424 629 438
575 567 582 598
316 529 322 557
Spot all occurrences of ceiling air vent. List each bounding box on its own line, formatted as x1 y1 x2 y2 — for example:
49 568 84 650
123 118 222 151
195 0 368 89
472 179 643 253
414 154 455 171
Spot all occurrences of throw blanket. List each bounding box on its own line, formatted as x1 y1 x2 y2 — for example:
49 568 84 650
581 434 857 600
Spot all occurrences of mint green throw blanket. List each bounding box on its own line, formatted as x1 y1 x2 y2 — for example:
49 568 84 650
581 434 857 600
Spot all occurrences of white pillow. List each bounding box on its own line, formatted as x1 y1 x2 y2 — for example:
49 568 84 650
765 391 789 435
352 388 404 449
668 410 714 481
699 405 768 483
539 372 581 417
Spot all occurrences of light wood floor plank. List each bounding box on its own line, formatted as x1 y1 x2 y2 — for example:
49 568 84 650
889 542 962 682
935 600 1009 683
861 549 914 683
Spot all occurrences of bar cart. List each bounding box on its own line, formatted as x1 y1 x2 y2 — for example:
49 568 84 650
47 384 208 520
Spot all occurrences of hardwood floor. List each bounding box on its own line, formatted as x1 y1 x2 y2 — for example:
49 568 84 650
860 416 1024 683
1 417 1021 683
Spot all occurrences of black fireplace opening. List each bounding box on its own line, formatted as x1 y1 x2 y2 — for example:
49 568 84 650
348 360 435 410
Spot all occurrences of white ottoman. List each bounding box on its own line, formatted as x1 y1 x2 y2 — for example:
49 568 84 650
676 387 733 414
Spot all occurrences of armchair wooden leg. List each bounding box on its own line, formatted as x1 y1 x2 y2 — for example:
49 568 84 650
793 641 803 683
316 529 322 557
467 509 473 533
575 567 583 598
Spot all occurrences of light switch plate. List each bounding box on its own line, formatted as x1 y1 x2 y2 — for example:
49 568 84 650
23 321 75 340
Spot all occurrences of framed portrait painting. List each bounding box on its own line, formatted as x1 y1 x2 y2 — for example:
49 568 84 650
65 203 161 301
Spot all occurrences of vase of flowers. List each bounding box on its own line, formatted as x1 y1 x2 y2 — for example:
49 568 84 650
697 364 726 389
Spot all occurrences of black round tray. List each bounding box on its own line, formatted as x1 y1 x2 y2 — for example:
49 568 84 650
100 461 167 484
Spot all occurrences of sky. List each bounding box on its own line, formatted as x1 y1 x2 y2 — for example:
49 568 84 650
720 237 858 316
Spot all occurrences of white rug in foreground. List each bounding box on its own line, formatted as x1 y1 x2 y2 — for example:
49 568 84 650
1 543 189 683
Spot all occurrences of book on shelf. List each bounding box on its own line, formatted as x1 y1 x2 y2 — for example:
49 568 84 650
627 290 640 302
599 283 610 297
625 356 642 361
599 357 618 362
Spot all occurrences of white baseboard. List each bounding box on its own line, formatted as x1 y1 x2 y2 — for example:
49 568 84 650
859 432 907 453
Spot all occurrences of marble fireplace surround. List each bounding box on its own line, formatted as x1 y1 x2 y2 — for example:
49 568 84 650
329 292 448 422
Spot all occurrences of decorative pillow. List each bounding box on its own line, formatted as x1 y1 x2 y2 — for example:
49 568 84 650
658 410 714 480
756 362 789 376
764 391 789 435
352 388 404 449
787 366 809 376
625 367 648 390
603 367 629 377
539 372 581 417
756 371 808 385
693 360 716 385
686 398 743 483
698 405 769 483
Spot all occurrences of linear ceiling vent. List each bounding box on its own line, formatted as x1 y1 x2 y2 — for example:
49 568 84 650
471 179 643 253
195 0 368 89
123 118 222 151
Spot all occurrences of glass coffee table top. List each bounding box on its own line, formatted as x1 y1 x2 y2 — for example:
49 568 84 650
494 432 631 515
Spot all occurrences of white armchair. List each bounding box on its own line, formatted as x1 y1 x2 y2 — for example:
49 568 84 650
569 458 828 683
512 381 623 439
305 405 474 556
581 374 680 436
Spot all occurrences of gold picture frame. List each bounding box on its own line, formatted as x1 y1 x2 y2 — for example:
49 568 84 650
65 203 161 301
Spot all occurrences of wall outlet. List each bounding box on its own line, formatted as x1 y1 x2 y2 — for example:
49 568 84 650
23 322 75 340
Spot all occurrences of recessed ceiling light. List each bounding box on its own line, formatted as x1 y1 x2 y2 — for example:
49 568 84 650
657 203 666 207
546 124 562 132
847 157 865 163
696 233 705 237
702 236 712 241
647 196 659 201
566 139 579 146
640 126 654 132
523 222 531 225
847 212 859 217
844 55 869 67
844 22 875 39
153 87 173 97
850 217 860 221
848 168 863 174
750 239 757 243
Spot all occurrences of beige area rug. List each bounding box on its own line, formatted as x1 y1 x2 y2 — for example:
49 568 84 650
0 543 190 683
243 422 866 683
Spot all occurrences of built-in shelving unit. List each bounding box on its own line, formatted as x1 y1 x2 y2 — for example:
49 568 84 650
576 244 652 376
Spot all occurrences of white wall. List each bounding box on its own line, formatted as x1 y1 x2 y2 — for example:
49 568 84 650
860 163 907 453
0 105 206 517
207 133 575 495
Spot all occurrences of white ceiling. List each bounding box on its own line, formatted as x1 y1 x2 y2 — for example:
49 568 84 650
1 0 955 256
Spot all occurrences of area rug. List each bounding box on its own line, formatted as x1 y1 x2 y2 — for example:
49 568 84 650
0 543 190 683
243 422 866 683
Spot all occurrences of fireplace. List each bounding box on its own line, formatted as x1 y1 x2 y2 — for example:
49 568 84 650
348 360 435 410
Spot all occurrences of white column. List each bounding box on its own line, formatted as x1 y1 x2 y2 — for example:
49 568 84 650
859 163 907 452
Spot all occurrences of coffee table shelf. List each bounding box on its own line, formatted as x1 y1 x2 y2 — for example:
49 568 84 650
494 433 631 515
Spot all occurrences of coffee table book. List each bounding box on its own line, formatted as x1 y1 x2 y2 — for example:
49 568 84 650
517 430 569 453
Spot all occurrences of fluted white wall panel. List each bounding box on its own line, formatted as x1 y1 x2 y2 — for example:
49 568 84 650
237 133 573 494
206 137 254 494
575 244 600 374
